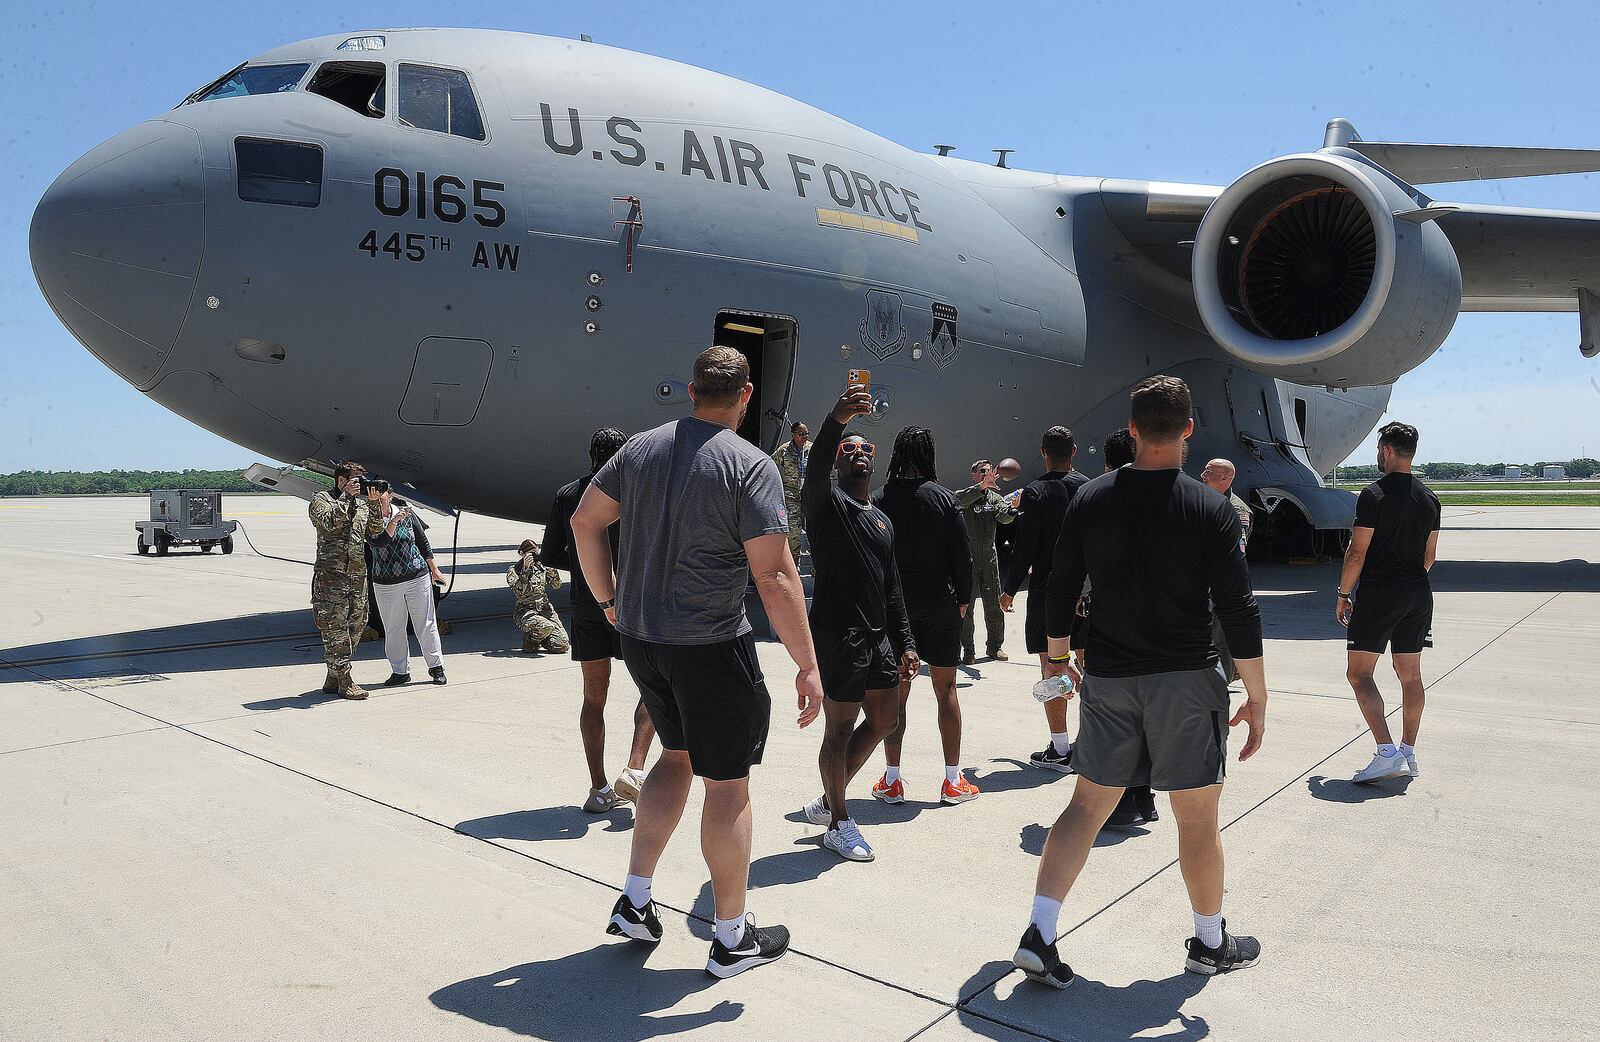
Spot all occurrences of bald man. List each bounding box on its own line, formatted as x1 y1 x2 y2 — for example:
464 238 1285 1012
1200 459 1253 683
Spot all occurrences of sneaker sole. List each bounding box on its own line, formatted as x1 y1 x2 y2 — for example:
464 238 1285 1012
614 783 640 804
871 789 904 804
1184 952 1260 976
1029 759 1075 774
606 915 661 943
940 791 979 805
1013 948 1074 989
1352 768 1408 784
705 949 787 978
823 840 874 862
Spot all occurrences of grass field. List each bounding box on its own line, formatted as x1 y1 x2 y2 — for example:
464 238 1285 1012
1333 481 1600 492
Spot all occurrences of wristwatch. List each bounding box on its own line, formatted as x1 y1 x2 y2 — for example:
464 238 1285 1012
1337 591 1353 600
596 597 616 610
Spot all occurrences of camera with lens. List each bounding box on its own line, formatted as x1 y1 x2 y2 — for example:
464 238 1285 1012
355 477 390 495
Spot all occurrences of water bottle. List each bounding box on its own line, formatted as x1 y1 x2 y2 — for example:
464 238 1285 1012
1032 673 1076 703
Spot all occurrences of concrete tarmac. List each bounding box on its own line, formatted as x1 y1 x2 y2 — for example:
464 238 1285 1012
2 496 1597 1041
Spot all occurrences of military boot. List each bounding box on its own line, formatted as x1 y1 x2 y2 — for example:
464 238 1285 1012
522 633 539 653
322 670 340 695
338 676 370 701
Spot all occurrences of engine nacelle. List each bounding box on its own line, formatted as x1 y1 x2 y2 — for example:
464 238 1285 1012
1192 152 1462 386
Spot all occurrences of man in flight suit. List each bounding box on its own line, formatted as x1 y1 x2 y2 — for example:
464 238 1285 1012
310 461 385 699
958 459 1016 663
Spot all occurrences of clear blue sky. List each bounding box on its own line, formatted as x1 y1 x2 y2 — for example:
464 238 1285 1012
3 0 1598 471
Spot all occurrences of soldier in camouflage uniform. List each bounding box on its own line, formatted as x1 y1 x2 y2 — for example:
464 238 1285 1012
957 459 1016 663
310 462 385 699
508 539 570 653
772 419 812 560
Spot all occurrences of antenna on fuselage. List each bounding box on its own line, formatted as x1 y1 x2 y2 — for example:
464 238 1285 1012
992 148 1014 168
934 144 955 157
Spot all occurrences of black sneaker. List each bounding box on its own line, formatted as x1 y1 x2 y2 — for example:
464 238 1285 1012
383 673 410 687
605 894 662 943
705 914 790 978
1184 921 1261 975
1134 788 1160 823
429 666 447 685
1028 744 1075 774
1013 924 1075 989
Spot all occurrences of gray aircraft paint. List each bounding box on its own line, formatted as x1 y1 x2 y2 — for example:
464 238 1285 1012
32 28 1595 528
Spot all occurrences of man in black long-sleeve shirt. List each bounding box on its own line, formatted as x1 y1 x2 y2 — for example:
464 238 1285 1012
800 386 920 863
871 427 977 806
543 428 657 812
1000 426 1090 772
1011 375 1269 990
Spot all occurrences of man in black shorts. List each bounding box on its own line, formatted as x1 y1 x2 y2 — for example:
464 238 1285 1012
1337 422 1441 784
543 427 657 813
574 346 822 978
872 426 977 806
1000 426 1090 772
800 386 920 861
1011 376 1268 988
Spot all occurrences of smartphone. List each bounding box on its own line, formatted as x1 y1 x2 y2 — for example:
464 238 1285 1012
847 368 871 392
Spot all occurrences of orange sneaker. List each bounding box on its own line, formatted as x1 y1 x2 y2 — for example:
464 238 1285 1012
871 774 905 804
940 776 980 804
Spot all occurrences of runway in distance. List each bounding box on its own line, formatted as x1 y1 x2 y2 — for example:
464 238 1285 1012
28 28 1600 546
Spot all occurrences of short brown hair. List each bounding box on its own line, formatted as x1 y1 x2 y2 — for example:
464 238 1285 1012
518 538 539 556
334 461 366 482
1041 426 1075 463
1377 422 1419 458
1130 375 1192 441
692 346 750 406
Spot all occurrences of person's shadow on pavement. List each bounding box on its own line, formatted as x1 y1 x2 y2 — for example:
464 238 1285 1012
1306 774 1414 803
957 958 1211 1041
432 942 741 1040
455 805 633 842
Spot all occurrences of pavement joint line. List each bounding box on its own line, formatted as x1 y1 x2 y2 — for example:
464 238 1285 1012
900 1008 958 1042
0 725 177 758
0 652 966 1017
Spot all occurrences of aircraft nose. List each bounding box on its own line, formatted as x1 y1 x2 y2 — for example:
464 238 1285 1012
29 120 204 391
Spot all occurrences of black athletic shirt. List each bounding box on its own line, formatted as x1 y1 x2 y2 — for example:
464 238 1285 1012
542 474 618 613
803 416 915 653
1044 467 1262 678
872 477 974 607
1354 471 1442 585
1003 470 1090 596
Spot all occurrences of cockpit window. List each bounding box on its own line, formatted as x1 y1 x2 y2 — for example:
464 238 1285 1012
189 63 309 104
307 61 387 118
397 64 486 141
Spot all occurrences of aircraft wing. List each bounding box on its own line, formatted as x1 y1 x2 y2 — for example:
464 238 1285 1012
1435 204 1600 312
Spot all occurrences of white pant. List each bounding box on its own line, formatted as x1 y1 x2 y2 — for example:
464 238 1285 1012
373 573 445 674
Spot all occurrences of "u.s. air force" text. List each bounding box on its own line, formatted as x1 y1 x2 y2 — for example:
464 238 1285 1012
539 104 933 234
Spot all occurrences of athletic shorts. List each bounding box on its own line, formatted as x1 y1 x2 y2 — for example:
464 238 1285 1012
1024 591 1049 655
570 605 622 662
816 626 900 703
1347 581 1433 655
1072 665 1231 791
906 597 961 668
619 632 772 781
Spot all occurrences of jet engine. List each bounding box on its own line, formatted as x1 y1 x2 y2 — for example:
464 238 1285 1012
1192 152 1461 387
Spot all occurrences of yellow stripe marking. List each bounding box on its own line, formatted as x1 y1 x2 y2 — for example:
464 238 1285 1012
815 207 920 242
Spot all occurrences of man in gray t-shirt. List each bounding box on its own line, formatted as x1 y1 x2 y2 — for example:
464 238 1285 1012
574 345 822 978
592 414 788 644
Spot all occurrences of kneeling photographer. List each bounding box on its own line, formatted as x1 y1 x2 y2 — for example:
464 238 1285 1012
367 480 448 686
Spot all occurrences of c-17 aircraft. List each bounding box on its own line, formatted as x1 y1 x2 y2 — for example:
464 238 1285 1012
29 28 1600 547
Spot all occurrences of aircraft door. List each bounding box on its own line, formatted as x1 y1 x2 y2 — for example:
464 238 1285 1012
714 312 797 451
400 336 493 426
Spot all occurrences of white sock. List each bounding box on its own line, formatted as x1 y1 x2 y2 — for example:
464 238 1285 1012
1399 742 1416 758
597 784 614 796
885 765 901 784
945 765 960 785
1194 909 1224 949
1030 894 1062 945
1377 743 1398 758
714 914 747 950
623 874 651 909
1051 731 1071 756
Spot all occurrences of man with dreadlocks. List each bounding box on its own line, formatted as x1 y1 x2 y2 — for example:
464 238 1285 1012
870 426 978 806
800 383 920 862
545 427 658 814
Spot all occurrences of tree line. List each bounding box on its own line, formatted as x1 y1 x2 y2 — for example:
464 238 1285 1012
1334 458 1599 481
0 469 331 496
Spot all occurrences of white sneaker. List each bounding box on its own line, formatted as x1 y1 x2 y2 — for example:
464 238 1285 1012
1402 750 1419 777
822 819 874 862
1352 750 1409 784
613 766 645 804
803 794 831 827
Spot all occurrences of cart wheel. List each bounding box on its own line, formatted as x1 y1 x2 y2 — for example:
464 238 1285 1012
201 542 213 553
137 536 149 555
155 532 171 556
221 535 235 555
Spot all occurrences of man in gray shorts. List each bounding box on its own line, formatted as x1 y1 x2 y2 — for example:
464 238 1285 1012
1010 375 1270 989
574 346 823 979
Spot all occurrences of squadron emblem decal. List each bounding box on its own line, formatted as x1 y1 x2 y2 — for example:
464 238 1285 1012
929 301 960 370
859 289 908 361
